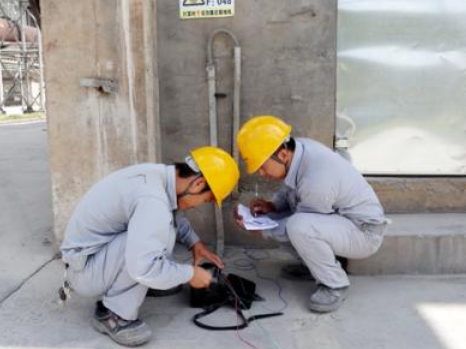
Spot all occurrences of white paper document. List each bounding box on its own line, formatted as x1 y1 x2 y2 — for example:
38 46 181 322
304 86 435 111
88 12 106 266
237 204 279 231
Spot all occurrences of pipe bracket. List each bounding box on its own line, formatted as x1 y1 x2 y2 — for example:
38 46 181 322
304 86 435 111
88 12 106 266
80 78 119 94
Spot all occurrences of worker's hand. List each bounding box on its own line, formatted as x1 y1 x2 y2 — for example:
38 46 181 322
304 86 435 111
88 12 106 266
233 204 246 230
189 266 212 289
250 198 276 217
233 204 263 238
191 241 224 269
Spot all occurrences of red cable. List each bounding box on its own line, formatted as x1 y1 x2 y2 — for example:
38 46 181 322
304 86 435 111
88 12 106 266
234 298 262 349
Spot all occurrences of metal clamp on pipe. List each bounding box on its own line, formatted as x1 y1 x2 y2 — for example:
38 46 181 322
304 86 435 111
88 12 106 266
79 78 119 94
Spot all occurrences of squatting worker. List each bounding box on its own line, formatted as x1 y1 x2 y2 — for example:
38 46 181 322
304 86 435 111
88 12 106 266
60 146 240 346
234 116 388 313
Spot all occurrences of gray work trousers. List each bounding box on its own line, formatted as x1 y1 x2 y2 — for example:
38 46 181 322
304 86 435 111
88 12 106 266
264 213 385 288
65 233 147 320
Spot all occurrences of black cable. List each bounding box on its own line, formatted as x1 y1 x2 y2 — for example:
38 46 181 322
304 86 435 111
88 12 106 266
231 248 288 313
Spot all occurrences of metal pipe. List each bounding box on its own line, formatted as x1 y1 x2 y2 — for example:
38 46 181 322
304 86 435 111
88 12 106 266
207 64 217 146
232 46 241 180
207 28 239 65
19 0 32 113
206 29 241 256
20 0 32 112
27 8 45 111
0 18 39 43
0 49 4 113
37 29 45 111
18 55 25 111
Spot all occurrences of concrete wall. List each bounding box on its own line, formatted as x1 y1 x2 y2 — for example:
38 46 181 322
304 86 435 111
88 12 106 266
156 0 337 245
42 0 161 243
370 178 466 214
156 0 465 247
42 0 465 245
157 0 337 157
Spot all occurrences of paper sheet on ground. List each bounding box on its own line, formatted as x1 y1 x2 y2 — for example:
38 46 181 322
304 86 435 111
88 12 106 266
237 203 279 231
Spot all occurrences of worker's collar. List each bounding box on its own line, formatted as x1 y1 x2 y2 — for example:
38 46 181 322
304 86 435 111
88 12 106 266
283 140 303 189
166 165 178 211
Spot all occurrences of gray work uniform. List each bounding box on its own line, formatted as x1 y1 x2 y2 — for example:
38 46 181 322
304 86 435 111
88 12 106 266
264 138 387 288
60 164 199 320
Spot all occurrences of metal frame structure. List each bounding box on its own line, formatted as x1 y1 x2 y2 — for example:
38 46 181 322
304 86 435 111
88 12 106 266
0 0 45 113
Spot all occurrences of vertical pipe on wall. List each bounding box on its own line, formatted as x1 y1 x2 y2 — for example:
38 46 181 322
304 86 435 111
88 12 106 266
142 0 161 162
0 49 4 113
206 29 241 255
121 0 138 165
206 61 224 255
232 46 241 187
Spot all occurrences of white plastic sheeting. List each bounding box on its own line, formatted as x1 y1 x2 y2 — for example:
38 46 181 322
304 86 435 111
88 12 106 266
336 0 466 175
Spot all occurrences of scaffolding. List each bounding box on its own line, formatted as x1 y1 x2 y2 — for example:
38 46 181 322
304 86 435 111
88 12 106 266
0 0 44 113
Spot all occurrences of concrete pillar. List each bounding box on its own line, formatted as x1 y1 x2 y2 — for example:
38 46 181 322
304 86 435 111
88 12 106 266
41 0 161 244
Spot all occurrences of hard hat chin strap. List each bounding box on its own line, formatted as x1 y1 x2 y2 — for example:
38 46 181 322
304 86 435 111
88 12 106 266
178 155 206 200
270 137 292 174
270 151 289 175
177 173 211 200
177 173 202 200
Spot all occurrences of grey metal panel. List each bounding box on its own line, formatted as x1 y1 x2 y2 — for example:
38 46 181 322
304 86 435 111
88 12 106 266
336 0 466 175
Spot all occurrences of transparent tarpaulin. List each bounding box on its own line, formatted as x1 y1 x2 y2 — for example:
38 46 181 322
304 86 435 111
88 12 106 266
336 0 466 175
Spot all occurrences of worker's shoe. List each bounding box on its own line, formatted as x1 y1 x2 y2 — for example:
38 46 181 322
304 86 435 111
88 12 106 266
281 257 348 282
309 285 349 313
146 284 183 297
280 263 315 281
92 301 152 347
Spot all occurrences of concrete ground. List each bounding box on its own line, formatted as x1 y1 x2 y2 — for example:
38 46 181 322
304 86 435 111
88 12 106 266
1 121 466 349
0 121 55 302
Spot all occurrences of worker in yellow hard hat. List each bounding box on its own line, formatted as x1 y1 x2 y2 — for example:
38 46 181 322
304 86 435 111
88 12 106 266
235 115 388 314
60 146 239 346
237 115 292 177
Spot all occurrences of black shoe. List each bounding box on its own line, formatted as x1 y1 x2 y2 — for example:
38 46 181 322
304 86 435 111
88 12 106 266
281 257 348 282
336 256 348 272
92 301 152 347
280 263 315 281
146 284 183 297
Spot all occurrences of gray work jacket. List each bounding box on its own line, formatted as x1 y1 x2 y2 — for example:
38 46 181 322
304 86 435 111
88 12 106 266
61 164 199 289
271 138 387 229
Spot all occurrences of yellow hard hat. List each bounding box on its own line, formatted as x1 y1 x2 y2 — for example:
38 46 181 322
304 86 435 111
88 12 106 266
191 146 240 207
237 116 292 174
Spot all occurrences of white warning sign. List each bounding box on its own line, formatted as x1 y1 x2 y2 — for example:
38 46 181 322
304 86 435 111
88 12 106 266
180 0 235 19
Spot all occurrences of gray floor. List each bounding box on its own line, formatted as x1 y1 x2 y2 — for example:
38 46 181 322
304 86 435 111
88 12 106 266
0 121 55 302
0 121 465 349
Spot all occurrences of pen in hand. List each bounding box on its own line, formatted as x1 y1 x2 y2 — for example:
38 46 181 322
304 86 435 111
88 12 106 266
253 183 259 217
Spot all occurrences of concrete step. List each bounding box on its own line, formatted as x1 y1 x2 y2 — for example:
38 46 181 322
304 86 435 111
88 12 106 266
348 213 466 275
